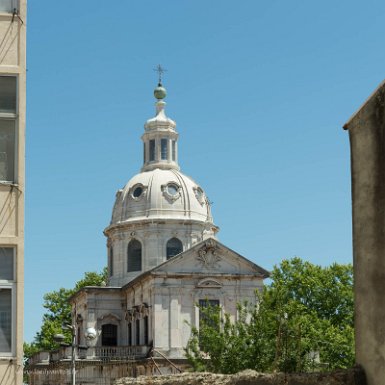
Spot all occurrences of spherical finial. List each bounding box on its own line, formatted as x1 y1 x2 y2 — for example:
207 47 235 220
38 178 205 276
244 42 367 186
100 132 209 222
154 83 167 100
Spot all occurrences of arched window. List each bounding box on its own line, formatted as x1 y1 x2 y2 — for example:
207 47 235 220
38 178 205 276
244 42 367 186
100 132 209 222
166 238 183 259
127 239 142 272
101 324 118 346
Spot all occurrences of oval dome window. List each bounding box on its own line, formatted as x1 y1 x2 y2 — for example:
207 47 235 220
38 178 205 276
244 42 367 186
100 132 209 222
133 186 143 198
167 183 179 196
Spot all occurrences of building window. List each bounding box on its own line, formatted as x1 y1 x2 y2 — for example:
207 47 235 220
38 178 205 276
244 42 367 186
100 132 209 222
0 76 16 113
0 289 12 353
0 247 14 355
0 76 17 183
0 0 14 14
149 140 155 161
0 121 15 183
143 316 149 345
166 238 183 259
172 140 176 161
101 324 117 346
0 247 14 281
199 299 220 330
127 239 142 272
135 319 140 345
160 138 167 160
108 246 113 277
132 185 143 198
128 323 132 346
143 142 146 163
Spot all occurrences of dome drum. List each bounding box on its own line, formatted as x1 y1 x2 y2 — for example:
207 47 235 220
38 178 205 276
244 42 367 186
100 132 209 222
106 221 218 287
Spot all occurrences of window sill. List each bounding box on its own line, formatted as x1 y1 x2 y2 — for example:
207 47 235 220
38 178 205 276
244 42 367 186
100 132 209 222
0 356 15 360
0 181 18 187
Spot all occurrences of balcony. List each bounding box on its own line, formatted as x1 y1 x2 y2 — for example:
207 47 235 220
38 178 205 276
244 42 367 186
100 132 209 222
28 345 150 367
86 345 149 360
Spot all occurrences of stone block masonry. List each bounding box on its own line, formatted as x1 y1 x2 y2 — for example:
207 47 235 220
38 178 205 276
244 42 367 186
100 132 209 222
115 367 367 385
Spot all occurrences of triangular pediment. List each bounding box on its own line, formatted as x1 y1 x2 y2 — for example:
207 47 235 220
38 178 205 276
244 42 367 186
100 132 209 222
152 238 269 278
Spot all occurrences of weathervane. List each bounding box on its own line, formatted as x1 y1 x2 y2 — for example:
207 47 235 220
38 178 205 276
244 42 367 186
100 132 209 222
154 64 167 85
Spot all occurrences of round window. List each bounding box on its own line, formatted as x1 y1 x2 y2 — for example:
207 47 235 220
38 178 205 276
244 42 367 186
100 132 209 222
133 186 143 198
196 187 204 200
167 184 179 196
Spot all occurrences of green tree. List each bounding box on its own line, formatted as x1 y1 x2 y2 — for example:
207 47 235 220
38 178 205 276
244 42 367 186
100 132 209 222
185 258 354 373
24 268 107 358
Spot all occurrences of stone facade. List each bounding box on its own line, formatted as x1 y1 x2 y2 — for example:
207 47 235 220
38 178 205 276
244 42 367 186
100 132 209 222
0 2 26 385
71 239 267 360
27 82 268 384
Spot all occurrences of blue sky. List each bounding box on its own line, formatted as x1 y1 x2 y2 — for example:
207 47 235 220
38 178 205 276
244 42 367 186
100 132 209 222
25 0 385 342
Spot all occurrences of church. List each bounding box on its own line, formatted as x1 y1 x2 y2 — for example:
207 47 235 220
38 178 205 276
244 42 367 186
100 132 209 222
28 78 269 384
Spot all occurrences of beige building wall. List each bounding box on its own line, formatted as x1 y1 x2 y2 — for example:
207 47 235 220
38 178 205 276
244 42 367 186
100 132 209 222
0 1 26 385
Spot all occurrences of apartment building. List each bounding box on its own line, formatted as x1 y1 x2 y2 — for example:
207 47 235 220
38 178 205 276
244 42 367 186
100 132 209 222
0 1 26 385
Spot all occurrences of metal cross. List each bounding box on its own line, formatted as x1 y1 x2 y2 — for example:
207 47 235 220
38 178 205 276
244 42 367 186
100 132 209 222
154 64 167 84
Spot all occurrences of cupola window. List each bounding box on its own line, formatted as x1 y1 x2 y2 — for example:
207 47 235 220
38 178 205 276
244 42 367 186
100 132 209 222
127 239 142 272
143 143 146 163
133 186 143 198
167 183 178 196
166 238 183 259
161 138 168 160
194 186 205 205
149 140 155 161
162 183 181 202
172 140 176 161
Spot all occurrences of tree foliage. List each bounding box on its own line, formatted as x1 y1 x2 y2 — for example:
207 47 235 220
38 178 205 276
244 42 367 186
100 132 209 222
24 268 107 358
185 258 354 374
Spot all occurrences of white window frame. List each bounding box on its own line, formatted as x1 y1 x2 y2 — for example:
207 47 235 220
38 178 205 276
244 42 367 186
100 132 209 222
0 75 18 184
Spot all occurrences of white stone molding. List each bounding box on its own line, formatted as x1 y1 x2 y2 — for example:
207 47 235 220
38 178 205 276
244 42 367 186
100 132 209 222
196 278 222 289
193 186 206 206
125 310 135 322
128 183 148 202
196 240 221 269
161 182 181 202
97 313 121 322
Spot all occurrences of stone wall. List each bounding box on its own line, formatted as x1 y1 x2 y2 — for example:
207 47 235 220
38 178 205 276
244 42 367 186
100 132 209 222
344 80 385 385
115 367 366 385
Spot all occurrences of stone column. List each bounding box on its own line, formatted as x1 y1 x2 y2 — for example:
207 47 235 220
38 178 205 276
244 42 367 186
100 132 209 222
344 80 385 385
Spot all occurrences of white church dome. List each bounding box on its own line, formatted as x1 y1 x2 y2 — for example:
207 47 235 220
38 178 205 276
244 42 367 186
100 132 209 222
104 79 218 287
110 168 213 225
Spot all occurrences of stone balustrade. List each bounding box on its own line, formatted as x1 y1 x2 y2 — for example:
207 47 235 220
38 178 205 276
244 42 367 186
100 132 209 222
28 345 149 366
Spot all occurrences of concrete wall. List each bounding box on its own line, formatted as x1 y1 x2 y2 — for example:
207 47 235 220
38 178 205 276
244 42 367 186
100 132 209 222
0 2 26 385
344 80 385 385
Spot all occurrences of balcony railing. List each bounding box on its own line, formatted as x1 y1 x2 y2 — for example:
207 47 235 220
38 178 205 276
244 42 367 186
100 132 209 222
87 345 149 360
28 345 150 366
